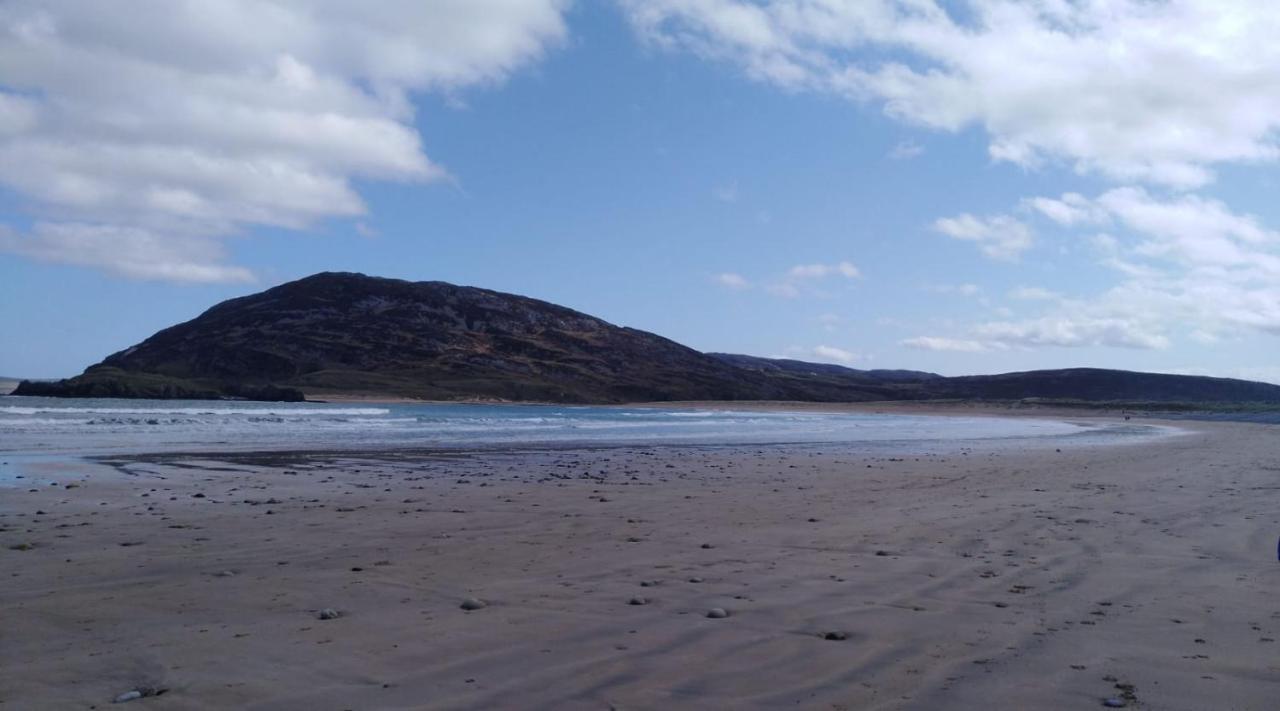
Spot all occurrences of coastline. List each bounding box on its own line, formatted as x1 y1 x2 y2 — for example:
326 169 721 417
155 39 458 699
3 419 1277 709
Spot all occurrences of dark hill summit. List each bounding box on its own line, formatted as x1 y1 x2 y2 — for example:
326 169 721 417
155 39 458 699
14 272 1280 405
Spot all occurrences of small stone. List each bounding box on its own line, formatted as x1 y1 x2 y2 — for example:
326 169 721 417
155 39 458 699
874 550 890 557
700 543 714 549
688 577 704 583
706 607 729 619
628 597 648 606
822 631 849 641
317 608 342 620
460 598 488 611
113 687 165 703
1102 698 1127 708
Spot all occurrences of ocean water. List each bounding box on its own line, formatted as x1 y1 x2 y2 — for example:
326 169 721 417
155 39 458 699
0 395 1170 457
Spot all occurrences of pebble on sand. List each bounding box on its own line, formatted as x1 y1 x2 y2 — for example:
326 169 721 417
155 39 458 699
460 597 488 611
113 687 166 703
316 608 342 620
1102 698 1128 708
823 631 849 641
706 607 729 619
628 596 648 605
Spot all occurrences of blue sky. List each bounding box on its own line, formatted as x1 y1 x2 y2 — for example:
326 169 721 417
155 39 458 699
3 1 1279 383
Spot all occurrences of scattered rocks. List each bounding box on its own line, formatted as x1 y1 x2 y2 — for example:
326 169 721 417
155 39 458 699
706 607 729 619
460 597 488 611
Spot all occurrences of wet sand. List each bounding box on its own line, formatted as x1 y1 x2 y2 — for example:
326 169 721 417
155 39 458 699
2 418 1278 709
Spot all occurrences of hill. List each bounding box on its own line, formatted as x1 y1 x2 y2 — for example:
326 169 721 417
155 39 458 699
14 272 1280 405
11 273 904 403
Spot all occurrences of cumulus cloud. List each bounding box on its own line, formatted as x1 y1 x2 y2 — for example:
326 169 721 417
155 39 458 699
787 261 860 280
901 336 989 353
812 344 858 364
0 222 254 283
720 260 861 297
0 0 569 282
1025 193 1107 227
783 344 860 364
974 316 1170 350
909 187 1280 352
1008 286 1059 301
933 213 1033 260
621 0 1280 188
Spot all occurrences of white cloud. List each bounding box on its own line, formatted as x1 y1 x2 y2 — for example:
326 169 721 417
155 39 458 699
974 316 1170 350
927 283 980 296
782 344 860 364
713 272 751 289
0 0 570 282
915 186 1280 352
622 1 1280 188
901 336 988 353
787 261 860 279
933 213 1033 260
0 222 254 283
812 344 859 365
1008 286 1059 301
1025 193 1107 227
1096 187 1280 271
724 260 861 297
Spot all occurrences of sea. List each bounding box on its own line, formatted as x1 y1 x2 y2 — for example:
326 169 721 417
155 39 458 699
0 395 1177 463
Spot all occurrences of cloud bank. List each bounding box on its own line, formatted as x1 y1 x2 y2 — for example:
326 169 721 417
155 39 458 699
0 0 569 282
622 0 1280 187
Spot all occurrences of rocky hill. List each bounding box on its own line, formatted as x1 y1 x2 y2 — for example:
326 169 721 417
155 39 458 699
14 272 1280 405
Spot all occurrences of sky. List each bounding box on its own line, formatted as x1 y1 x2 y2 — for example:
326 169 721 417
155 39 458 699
2 0 1280 383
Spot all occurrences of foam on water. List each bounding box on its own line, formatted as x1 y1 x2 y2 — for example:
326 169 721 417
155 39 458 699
0 395 1182 462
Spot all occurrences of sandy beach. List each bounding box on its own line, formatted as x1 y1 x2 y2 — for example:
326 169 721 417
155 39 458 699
3 415 1278 710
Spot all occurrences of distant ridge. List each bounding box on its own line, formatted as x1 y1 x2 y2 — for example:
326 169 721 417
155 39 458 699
13 272 1280 404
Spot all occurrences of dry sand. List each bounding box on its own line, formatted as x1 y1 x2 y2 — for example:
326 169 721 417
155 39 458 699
2 416 1278 709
